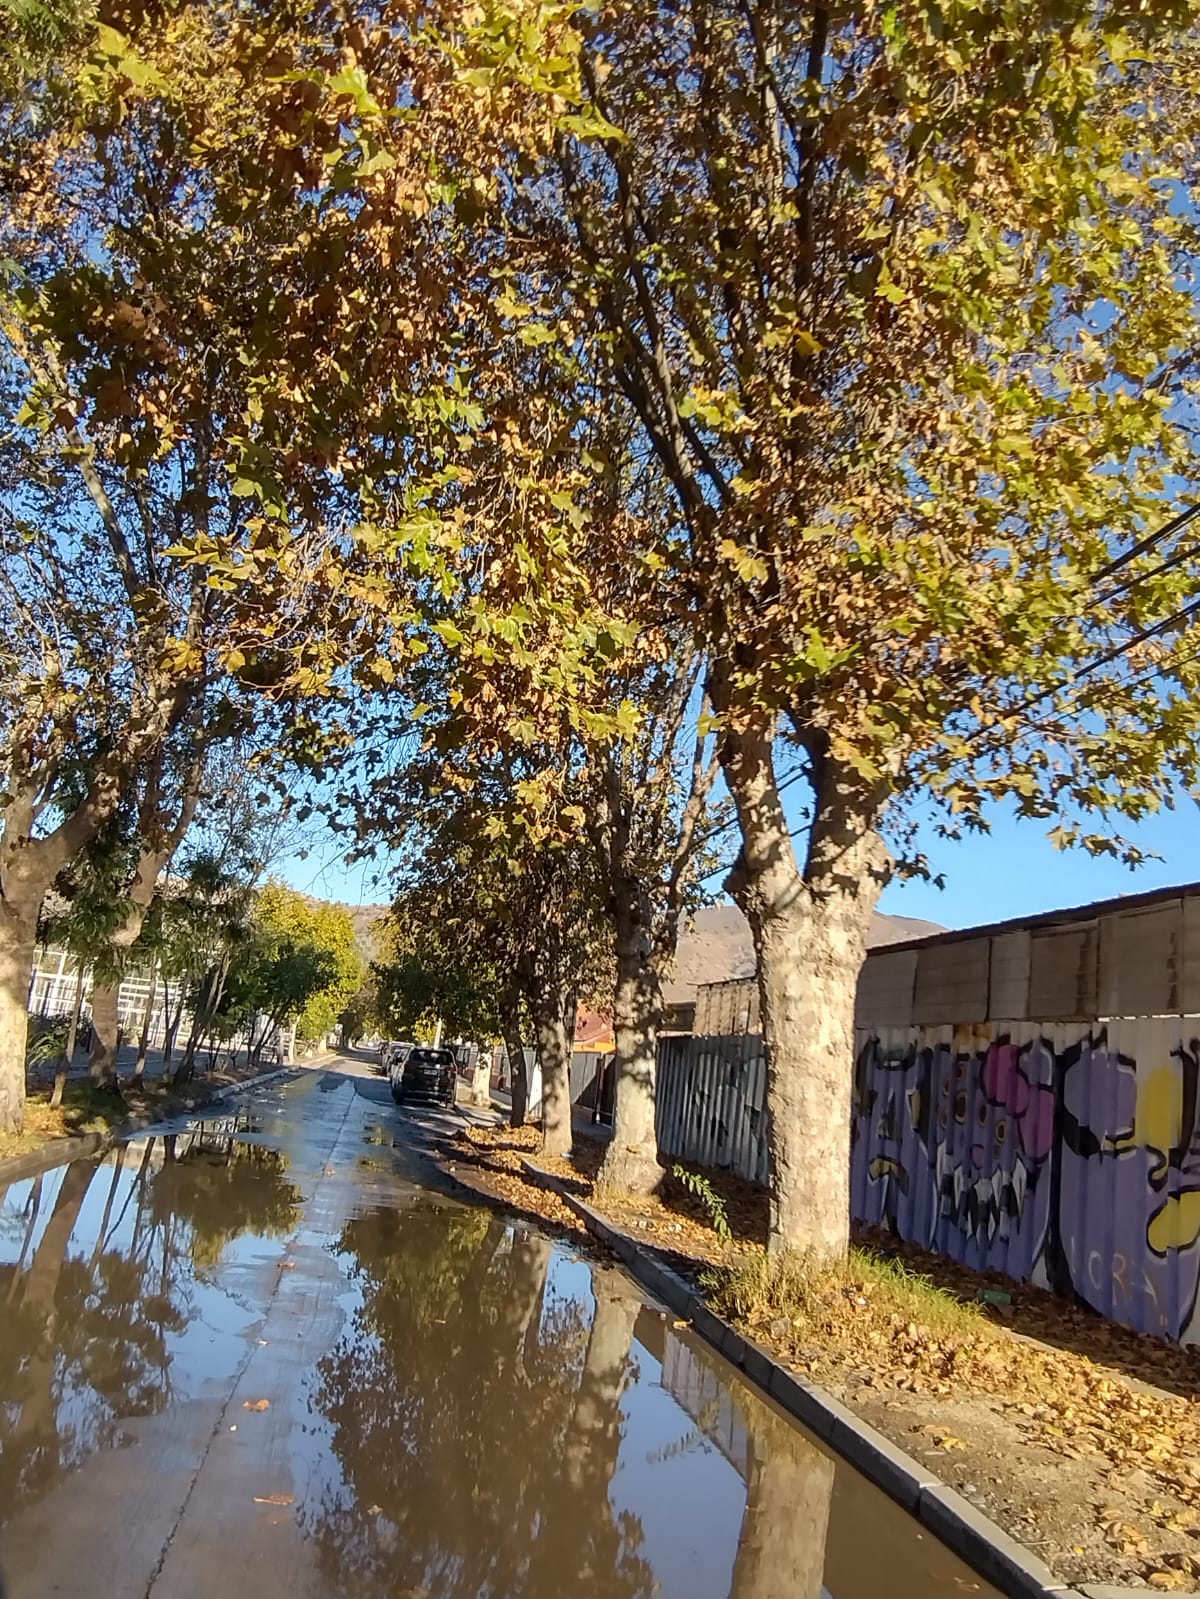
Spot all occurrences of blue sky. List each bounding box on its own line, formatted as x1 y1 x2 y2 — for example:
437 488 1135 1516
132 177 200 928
877 792 1200 930
278 781 1200 933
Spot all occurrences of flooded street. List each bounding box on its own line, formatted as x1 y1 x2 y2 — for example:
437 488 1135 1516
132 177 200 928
0 1067 998 1599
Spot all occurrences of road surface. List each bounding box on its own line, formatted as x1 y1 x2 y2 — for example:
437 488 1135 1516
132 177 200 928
0 1058 998 1599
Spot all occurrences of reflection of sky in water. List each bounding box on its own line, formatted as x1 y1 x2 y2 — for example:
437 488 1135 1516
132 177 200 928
613 1335 743 1599
1 1108 995 1599
0 1147 282 1401
538 1244 744 1599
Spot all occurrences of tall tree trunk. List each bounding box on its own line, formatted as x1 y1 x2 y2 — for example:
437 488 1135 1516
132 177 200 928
162 979 186 1071
174 957 228 1086
0 909 37 1134
731 1412 835 1599
468 1048 492 1109
500 981 528 1128
595 901 662 1196
88 976 123 1092
720 712 887 1262
50 965 88 1110
173 1013 202 1086
133 961 158 1081
532 981 573 1158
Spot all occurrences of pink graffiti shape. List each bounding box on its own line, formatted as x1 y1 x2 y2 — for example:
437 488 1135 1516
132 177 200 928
982 1043 1054 1160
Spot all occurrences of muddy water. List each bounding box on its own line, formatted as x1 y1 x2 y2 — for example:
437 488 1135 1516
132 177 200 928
0 1070 999 1599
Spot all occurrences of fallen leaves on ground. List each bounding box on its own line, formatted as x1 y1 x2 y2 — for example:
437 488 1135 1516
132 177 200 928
243 1399 270 1412
253 1494 293 1505
440 1123 1200 1589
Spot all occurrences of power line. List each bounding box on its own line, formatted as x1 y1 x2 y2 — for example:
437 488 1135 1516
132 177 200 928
1090 501 1200 586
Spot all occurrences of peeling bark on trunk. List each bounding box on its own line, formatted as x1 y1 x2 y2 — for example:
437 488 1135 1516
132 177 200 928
595 906 663 1196
720 712 887 1262
0 910 37 1135
88 979 123 1092
731 1412 835 1599
532 982 573 1158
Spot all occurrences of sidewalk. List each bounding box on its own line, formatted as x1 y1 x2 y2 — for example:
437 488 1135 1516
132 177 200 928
487 1085 613 1141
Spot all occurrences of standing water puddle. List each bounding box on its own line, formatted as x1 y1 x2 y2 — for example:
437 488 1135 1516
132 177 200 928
0 1083 999 1599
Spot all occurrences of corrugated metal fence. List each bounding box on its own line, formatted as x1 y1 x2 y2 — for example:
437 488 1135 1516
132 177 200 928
656 1033 769 1187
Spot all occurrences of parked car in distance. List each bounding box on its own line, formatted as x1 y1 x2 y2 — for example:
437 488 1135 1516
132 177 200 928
391 1045 457 1109
377 1040 414 1076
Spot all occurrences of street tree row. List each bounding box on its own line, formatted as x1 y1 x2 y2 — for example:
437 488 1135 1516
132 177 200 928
5 1 1200 1261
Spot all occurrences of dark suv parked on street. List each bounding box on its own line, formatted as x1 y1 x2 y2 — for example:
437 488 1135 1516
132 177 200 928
390 1046 457 1108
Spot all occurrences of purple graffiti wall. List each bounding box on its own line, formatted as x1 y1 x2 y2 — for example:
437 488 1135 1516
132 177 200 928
850 1022 1200 1344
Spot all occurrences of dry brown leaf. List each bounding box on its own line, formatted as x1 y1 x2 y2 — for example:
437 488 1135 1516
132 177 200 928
243 1399 271 1412
253 1494 293 1505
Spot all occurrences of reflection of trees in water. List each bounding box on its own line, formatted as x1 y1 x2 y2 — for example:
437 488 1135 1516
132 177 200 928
0 1132 300 1519
0 1159 181 1514
303 1206 656 1599
148 1129 301 1272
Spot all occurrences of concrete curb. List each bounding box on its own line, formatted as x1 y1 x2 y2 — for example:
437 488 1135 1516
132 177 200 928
0 1065 301 1186
518 1157 1161 1599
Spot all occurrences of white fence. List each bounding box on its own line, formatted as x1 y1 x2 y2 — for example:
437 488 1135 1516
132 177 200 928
28 948 181 1047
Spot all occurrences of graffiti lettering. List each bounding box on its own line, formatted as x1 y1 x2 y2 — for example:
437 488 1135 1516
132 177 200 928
851 1025 1200 1345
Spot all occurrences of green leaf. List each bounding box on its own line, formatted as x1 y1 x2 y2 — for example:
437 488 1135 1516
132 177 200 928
517 322 556 347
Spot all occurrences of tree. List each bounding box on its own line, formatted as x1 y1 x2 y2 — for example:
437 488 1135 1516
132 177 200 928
372 913 499 1044
0 9 382 1132
162 850 257 1087
365 755 610 1151
459 0 1200 1258
583 644 726 1194
303 1206 655 1599
337 970 381 1048
247 882 362 1050
83 745 206 1092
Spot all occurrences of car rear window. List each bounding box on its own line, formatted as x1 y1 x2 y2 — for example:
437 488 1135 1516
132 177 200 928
409 1049 453 1066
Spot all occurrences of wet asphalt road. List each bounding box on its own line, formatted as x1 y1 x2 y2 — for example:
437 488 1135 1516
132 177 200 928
0 1059 999 1599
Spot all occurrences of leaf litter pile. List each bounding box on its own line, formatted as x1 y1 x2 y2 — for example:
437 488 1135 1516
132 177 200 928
450 1123 1200 1591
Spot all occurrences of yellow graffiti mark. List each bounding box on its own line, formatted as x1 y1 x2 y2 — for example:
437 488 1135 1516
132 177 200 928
1136 1068 1183 1176
1147 1192 1200 1255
